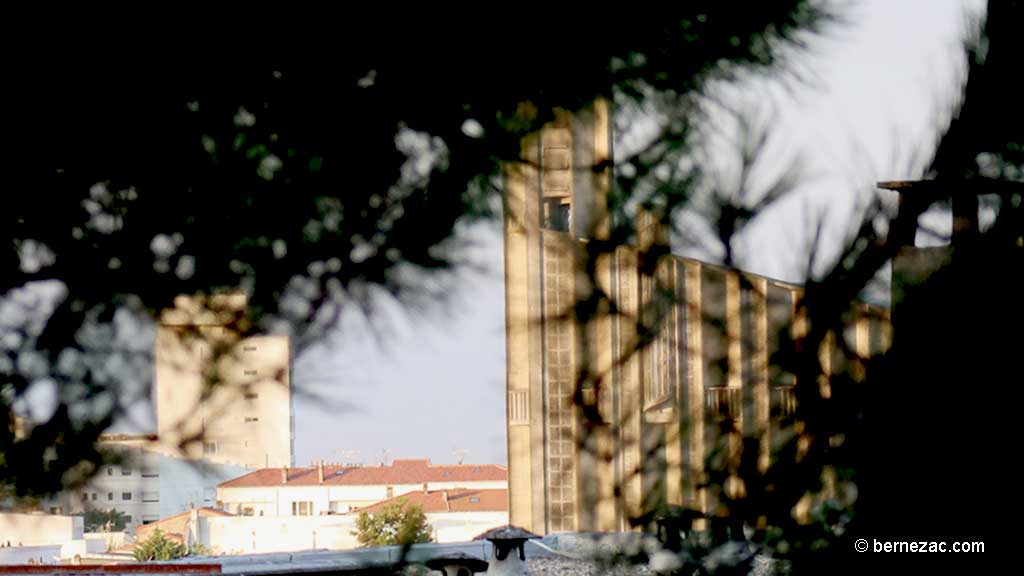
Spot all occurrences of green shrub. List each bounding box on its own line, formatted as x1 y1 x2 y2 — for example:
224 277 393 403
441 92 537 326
133 529 187 562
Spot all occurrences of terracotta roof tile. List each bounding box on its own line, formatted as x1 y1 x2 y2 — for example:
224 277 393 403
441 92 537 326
218 460 507 488
356 489 508 514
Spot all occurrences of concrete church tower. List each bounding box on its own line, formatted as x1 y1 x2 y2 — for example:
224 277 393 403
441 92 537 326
503 103 890 535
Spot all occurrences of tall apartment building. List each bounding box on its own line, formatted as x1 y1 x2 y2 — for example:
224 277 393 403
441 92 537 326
155 293 293 469
503 103 890 534
40 294 293 530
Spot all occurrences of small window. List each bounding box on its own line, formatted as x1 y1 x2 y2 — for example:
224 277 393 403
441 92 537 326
91 493 98 501
203 442 218 455
107 468 113 476
244 369 258 376
50 506 63 515
244 392 259 400
122 492 132 501
125 516 132 523
543 198 571 232
81 492 88 502
469 497 480 503
243 345 258 352
107 493 113 501
291 501 312 516
386 487 394 498
245 417 259 423
122 468 131 476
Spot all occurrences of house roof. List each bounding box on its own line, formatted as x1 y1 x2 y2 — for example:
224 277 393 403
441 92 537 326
140 506 234 529
356 489 508 514
218 459 507 488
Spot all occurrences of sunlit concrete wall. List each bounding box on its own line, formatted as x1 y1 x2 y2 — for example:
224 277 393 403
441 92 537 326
0 513 83 546
427 511 508 543
201 516 360 554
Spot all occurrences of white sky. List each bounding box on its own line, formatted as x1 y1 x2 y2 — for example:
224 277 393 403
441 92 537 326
290 0 984 467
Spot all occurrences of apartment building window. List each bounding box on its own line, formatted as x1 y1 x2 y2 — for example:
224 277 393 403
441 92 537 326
244 392 259 400
244 417 259 423
141 468 159 478
386 487 394 498
142 492 159 503
542 198 571 232
91 493 97 501
291 501 312 516
106 468 113 476
81 492 88 502
122 492 132 501
203 442 218 455
107 493 113 501
122 468 131 476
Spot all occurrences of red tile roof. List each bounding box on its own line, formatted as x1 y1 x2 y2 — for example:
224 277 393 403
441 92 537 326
356 489 508 514
218 459 507 488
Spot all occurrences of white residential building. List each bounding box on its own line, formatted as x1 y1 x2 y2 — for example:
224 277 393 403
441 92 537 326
217 459 508 517
50 434 247 530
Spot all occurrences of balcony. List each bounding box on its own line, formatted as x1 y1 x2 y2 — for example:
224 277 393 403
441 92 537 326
771 385 797 418
705 387 742 421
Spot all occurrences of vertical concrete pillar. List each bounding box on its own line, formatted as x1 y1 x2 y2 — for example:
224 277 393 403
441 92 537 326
684 261 706 520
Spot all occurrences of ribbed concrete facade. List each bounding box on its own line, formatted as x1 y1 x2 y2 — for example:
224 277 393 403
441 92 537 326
503 105 890 534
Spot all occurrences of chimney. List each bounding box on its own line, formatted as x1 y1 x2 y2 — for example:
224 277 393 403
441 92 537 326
317 460 324 484
422 482 428 495
281 468 288 484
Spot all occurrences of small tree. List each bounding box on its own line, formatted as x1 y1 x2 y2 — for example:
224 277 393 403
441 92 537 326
353 498 433 547
133 529 187 562
81 509 129 532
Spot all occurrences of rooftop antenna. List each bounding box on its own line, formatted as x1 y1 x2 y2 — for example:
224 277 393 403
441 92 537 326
380 448 391 467
337 449 362 467
453 448 469 465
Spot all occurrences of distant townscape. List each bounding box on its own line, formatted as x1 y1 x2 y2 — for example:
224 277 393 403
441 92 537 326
0 295 509 563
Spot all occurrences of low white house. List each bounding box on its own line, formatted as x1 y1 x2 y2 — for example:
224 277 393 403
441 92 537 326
357 488 509 544
216 459 507 517
160 488 509 555
0 512 105 564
